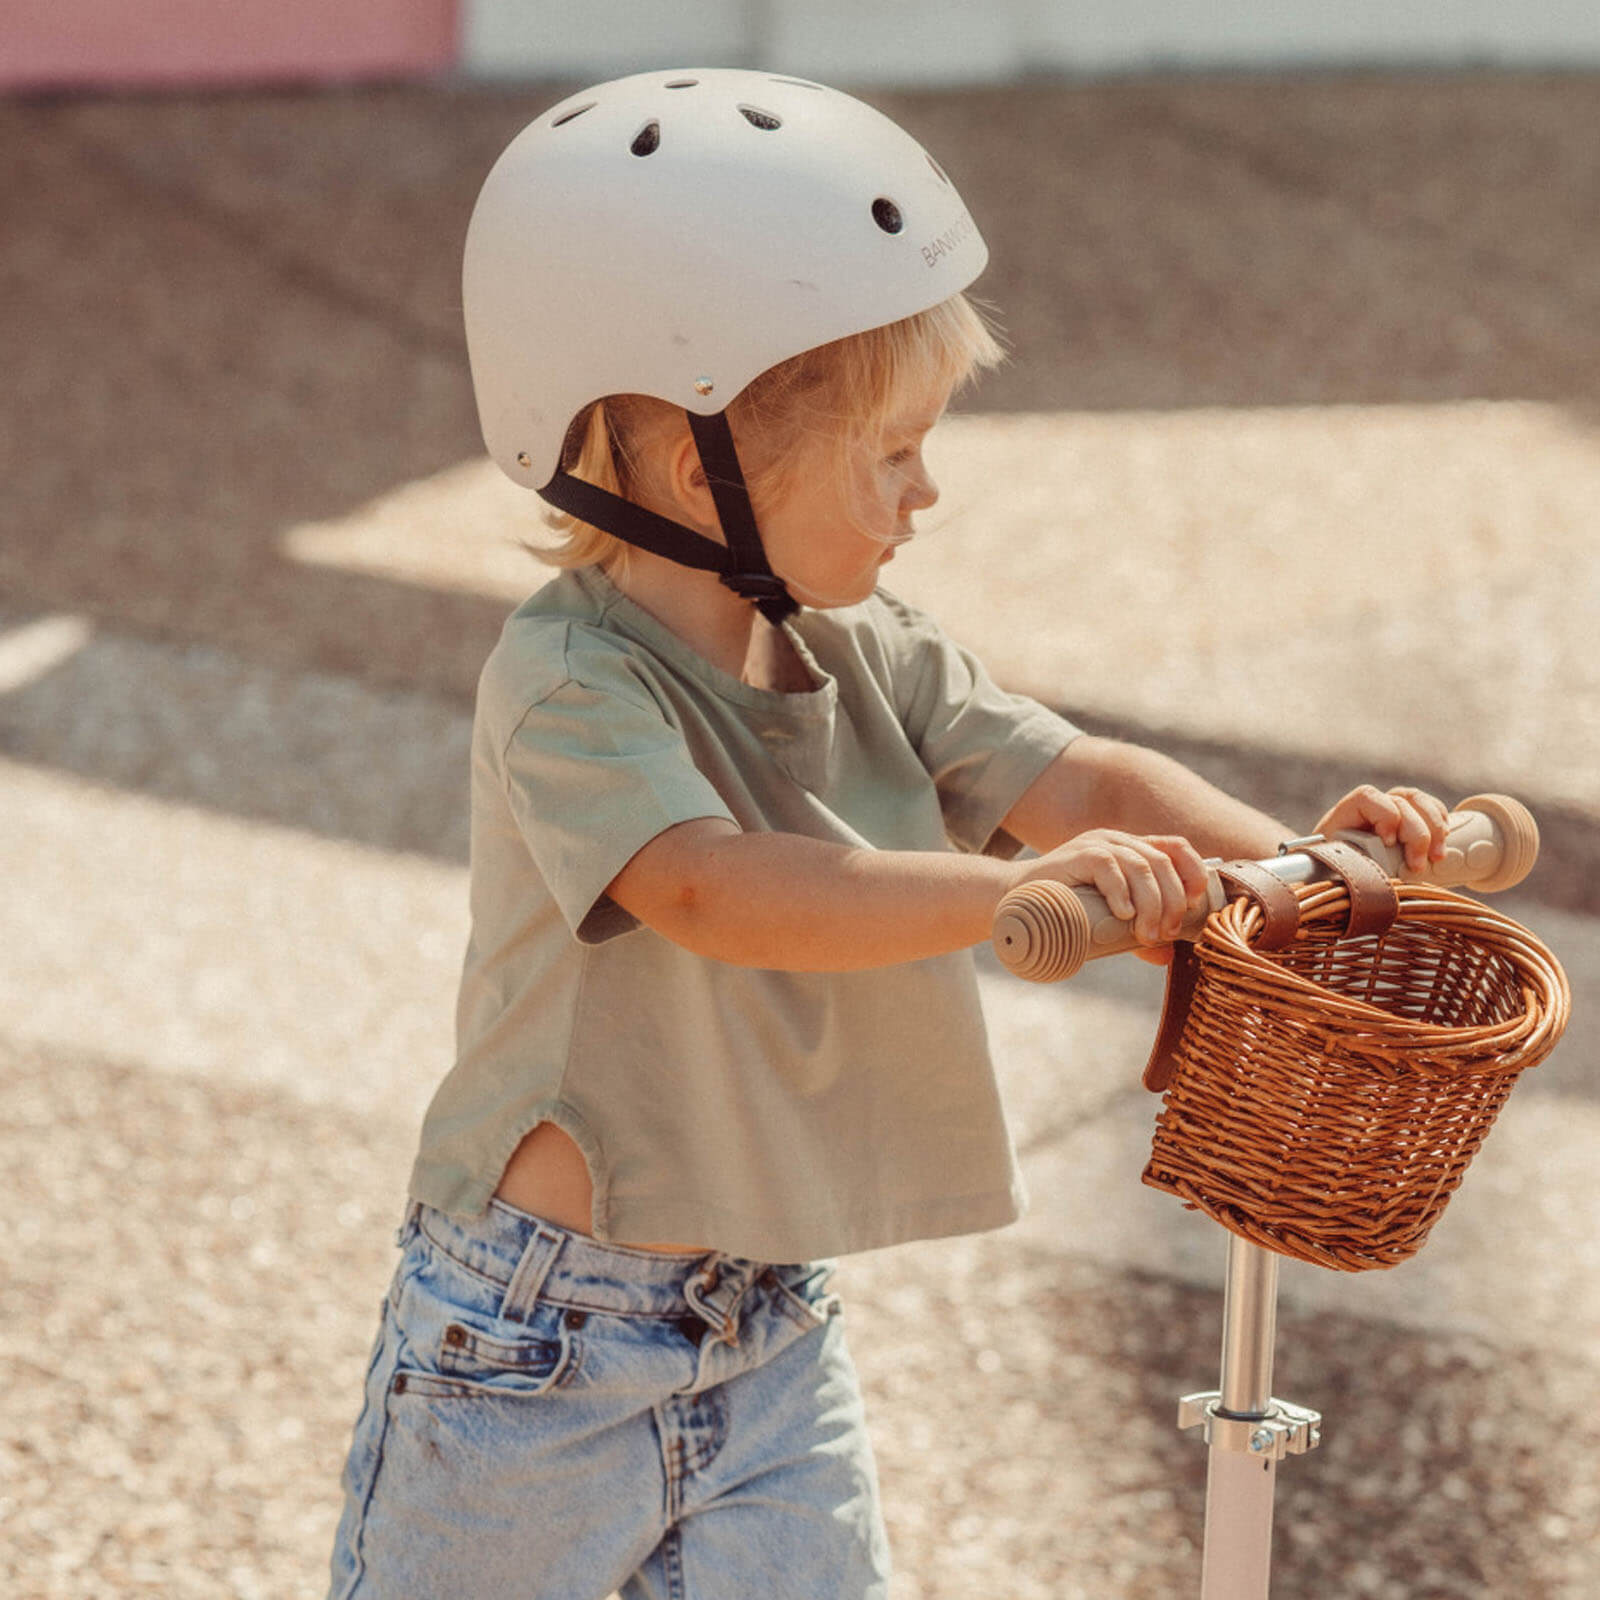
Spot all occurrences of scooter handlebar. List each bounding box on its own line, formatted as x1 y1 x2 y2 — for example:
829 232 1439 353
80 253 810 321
991 793 1539 985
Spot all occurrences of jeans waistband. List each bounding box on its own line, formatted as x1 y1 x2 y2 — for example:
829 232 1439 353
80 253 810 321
409 1198 786 1327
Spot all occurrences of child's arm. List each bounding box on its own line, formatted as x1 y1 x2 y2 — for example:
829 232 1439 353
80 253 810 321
606 816 1208 972
606 737 1454 974
1004 735 1451 873
1001 735 1292 862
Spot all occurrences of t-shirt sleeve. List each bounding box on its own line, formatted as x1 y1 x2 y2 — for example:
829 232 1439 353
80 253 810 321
874 592 1082 858
497 647 736 944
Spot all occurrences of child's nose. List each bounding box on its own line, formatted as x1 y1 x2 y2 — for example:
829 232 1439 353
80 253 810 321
903 461 939 512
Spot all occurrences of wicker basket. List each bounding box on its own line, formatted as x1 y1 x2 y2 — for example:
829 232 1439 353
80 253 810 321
1143 880 1571 1271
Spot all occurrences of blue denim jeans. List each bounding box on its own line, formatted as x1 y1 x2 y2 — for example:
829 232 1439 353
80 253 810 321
328 1200 891 1599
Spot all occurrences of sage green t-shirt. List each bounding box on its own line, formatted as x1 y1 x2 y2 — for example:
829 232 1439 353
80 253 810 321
408 565 1080 1262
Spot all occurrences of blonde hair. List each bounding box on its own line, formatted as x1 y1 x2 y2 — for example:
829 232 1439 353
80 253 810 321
535 292 1004 570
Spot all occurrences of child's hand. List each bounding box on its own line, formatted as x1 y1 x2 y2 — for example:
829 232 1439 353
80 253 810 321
1312 784 1451 873
1014 829 1210 959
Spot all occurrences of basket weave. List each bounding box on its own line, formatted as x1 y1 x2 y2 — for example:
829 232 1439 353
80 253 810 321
1143 880 1570 1271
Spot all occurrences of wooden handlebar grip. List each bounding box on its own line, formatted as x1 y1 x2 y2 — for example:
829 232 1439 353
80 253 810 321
991 880 1093 983
992 882 1213 981
1332 792 1539 894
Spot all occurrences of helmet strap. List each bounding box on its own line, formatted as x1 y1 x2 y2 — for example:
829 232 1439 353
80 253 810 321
537 410 798 628
539 469 728 575
685 411 798 625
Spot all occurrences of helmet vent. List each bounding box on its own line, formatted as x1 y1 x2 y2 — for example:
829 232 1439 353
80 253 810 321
738 105 782 131
664 78 699 88
926 153 951 186
871 197 904 235
551 102 595 128
630 121 661 157
769 77 823 90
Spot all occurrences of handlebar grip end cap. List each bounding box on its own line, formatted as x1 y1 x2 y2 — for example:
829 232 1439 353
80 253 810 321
1457 793 1540 893
993 880 1093 983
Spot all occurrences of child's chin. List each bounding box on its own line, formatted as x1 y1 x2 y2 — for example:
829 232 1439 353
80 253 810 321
791 572 879 608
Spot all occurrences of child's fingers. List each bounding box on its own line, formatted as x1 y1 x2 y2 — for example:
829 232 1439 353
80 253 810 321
1128 847 1185 943
1099 839 1193 943
1315 783 1454 872
1388 786 1451 864
1339 784 1403 842
1393 805 1431 871
1039 830 1207 946
1351 785 1448 867
1087 857 1137 924
1145 835 1212 905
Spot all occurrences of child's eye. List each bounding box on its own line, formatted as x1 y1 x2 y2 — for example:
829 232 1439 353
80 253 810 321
884 446 915 468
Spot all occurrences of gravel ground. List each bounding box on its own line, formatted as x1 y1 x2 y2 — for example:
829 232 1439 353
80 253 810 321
5 70 1599 1600
6 1040 1596 1599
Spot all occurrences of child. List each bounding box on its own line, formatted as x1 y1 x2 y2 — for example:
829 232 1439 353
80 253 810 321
328 69 1450 1599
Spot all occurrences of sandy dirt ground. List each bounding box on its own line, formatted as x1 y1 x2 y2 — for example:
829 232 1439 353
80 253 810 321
2 70 1598 1598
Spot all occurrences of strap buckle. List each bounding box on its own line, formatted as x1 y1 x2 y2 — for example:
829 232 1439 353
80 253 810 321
718 571 791 601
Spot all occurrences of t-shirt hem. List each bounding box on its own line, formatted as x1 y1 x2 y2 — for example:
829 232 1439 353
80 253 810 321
597 1184 1026 1265
407 1159 500 1222
401 1171 1025 1265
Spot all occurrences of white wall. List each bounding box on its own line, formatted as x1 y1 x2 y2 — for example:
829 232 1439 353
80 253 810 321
462 0 749 79
1026 0 1600 74
461 0 1600 83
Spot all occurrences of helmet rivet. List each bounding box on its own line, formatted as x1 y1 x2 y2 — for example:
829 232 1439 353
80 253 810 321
516 452 532 469
693 376 715 396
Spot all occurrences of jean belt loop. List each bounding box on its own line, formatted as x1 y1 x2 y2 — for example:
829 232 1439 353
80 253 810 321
500 1224 564 1324
393 1199 423 1248
686 1255 752 1345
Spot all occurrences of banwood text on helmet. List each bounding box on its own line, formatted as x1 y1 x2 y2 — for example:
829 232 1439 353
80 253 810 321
462 67 989 622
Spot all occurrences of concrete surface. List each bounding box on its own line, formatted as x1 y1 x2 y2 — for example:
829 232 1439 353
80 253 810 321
1 72 1596 1598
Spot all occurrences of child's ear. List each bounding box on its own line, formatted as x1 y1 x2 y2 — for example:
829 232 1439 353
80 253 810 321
663 429 721 539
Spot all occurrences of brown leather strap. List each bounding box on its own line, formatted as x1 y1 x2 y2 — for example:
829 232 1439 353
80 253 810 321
1142 860 1299 1094
1300 839 1399 939
1142 940 1200 1092
1215 859 1302 950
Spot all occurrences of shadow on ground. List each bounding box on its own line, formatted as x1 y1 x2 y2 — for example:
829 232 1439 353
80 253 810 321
4 73 1597 1599
5 75 1600 706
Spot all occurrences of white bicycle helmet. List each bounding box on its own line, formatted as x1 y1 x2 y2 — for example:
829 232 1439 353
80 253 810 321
462 67 989 619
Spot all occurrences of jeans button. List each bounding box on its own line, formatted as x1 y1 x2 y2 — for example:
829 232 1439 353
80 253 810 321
564 1309 588 1330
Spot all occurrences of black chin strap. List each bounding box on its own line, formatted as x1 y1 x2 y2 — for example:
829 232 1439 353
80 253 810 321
538 410 798 627
684 412 797 624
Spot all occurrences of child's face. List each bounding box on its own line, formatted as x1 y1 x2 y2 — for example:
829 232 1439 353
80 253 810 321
758 376 953 610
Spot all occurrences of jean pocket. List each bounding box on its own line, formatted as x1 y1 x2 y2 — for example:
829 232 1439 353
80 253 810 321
394 1314 578 1402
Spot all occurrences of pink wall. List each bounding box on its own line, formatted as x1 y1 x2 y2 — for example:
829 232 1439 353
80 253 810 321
0 0 458 91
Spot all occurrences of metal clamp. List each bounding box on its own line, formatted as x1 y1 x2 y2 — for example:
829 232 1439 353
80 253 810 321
1178 1392 1323 1462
